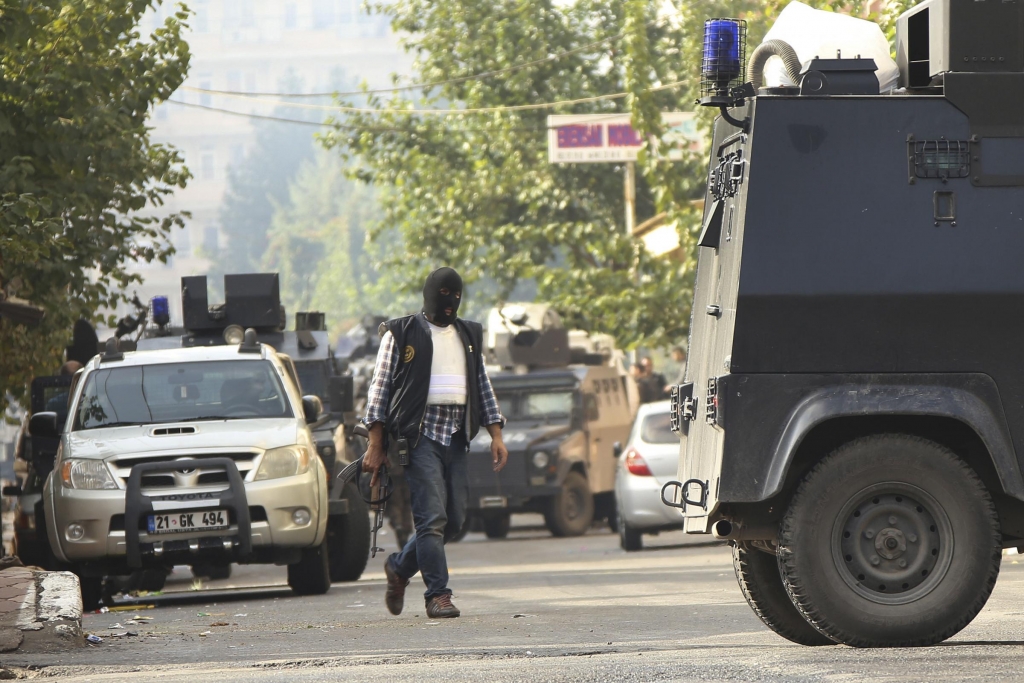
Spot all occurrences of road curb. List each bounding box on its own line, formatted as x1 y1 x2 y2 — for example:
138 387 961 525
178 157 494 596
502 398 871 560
0 568 83 653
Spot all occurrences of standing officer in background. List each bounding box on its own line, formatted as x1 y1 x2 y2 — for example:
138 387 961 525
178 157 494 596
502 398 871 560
362 267 508 619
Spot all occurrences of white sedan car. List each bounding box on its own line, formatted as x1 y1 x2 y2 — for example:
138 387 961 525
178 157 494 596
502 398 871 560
614 400 682 551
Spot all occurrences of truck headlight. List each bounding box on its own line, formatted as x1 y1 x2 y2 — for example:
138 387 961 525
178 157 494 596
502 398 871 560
531 451 550 469
60 459 117 490
255 445 312 480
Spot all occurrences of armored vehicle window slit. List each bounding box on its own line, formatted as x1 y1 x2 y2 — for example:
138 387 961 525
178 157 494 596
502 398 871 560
910 140 970 179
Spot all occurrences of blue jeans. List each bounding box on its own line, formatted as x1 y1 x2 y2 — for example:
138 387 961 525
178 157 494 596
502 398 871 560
389 432 468 600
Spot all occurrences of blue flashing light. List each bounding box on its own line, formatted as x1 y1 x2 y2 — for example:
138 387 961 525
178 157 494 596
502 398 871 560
151 295 170 327
702 19 742 82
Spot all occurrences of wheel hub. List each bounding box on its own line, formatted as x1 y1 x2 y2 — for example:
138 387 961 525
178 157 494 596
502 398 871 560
564 489 582 520
832 484 954 605
874 528 907 560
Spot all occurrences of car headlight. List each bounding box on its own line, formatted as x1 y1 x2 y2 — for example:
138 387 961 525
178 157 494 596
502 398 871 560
60 459 117 490
531 451 550 469
255 445 312 480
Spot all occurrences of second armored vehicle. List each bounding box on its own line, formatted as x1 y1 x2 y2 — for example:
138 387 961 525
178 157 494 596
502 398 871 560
468 304 638 537
674 0 1024 647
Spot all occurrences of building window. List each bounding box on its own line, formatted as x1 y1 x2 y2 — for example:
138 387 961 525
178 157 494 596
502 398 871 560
176 226 192 257
194 0 209 32
227 71 242 92
244 72 257 93
240 0 255 27
198 74 212 107
203 226 219 253
285 2 298 29
200 147 216 181
312 0 335 28
230 143 245 167
155 103 168 121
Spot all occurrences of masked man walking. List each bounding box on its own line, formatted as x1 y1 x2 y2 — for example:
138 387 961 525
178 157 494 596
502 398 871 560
362 267 508 618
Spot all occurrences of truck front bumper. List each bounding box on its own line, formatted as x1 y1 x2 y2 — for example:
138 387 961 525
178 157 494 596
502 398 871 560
47 467 325 565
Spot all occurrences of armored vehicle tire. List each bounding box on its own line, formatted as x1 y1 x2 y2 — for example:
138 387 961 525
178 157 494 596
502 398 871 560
328 482 371 582
288 539 332 596
483 512 511 539
733 542 834 646
192 563 232 581
544 472 594 537
779 434 1001 647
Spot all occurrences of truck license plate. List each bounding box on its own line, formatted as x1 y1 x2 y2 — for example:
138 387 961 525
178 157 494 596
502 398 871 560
147 509 228 534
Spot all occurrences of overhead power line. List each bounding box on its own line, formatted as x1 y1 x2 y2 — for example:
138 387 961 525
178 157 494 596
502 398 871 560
179 78 688 116
180 17 667 99
164 99 545 133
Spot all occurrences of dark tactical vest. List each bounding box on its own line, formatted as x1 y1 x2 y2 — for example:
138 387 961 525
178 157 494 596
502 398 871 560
381 314 485 445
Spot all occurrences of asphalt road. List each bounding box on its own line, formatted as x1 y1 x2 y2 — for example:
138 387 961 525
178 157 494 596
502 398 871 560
7 516 1024 681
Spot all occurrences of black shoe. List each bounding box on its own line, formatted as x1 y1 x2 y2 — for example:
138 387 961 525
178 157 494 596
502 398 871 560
384 558 409 616
425 593 460 618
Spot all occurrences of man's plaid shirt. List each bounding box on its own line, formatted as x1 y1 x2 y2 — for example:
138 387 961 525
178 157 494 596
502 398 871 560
363 316 504 446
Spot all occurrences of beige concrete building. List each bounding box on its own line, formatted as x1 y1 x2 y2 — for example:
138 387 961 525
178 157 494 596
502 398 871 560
124 0 410 325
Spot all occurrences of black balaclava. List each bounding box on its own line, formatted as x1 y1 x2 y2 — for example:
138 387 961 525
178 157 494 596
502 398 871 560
422 267 463 326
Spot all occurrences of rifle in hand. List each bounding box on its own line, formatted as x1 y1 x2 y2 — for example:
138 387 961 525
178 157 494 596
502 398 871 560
337 444 394 559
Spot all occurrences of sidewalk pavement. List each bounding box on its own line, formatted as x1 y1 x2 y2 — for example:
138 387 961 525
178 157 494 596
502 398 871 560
0 565 82 652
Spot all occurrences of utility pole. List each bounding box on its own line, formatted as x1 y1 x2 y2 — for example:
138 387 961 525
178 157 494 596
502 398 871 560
624 161 636 235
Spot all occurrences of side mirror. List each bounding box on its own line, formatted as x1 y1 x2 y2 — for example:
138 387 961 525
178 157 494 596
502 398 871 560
613 442 623 458
29 412 59 439
302 396 323 424
328 375 355 413
2 485 22 497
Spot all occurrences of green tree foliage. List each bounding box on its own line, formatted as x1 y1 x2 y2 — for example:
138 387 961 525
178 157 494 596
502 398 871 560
330 0 916 349
0 0 191 406
262 151 412 327
213 117 314 279
327 0 685 348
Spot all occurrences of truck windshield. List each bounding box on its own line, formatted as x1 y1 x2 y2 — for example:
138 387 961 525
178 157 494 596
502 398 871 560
523 392 574 420
73 360 292 430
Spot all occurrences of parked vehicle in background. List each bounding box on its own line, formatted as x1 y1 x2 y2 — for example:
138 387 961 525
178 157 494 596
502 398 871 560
614 400 683 551
7 375 75 568
31 338 335 609
135 273 369 584
467 304 638 538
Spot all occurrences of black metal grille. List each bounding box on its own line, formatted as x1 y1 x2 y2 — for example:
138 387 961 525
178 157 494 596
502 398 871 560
711 150 745 200
912 140 970 179
700 19 747 100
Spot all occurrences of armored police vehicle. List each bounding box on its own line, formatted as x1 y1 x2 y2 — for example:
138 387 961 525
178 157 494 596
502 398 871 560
671 0 1024 647
468 304 637 538
135 273 369 583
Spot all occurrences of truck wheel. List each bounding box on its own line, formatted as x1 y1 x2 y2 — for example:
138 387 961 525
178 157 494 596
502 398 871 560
126 568 169 593
483 512 511 539
31 500 59 571
288 538 331 596
779 435 1001 647
192 563 232 581
544 472 594 537
618 508 643 551
78 575 103 612
327 482 370 582
733 542 834 646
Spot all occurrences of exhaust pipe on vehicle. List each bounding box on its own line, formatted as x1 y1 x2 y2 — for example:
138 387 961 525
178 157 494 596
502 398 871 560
712 519 778 542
